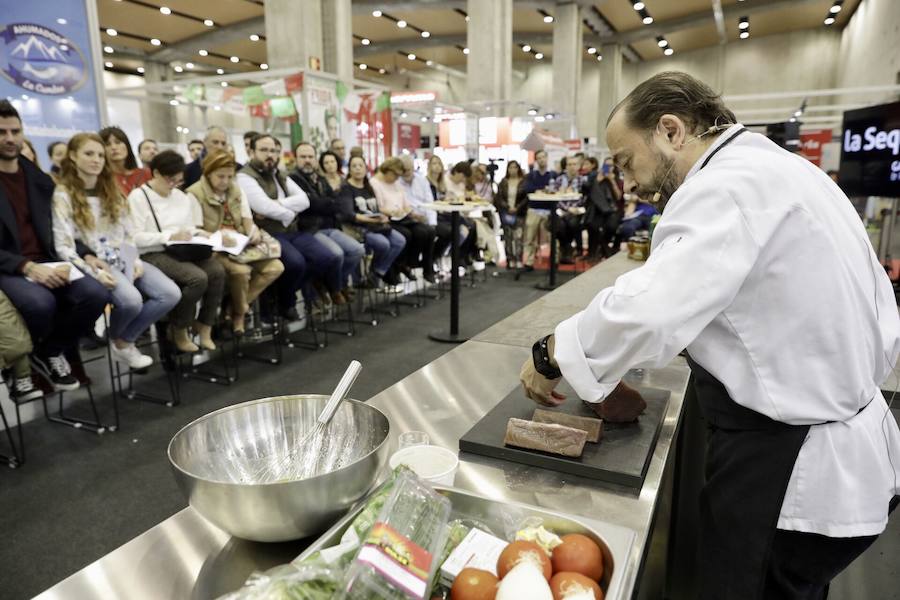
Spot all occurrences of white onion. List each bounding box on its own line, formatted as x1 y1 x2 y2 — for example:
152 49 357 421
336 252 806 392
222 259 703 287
496 561 553 600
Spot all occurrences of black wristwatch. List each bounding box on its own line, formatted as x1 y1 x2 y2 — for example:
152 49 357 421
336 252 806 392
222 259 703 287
532 335 562 379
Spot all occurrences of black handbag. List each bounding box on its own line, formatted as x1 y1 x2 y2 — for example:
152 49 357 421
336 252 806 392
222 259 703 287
140 186 213 262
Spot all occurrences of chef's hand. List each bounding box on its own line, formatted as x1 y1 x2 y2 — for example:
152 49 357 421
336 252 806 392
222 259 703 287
520 335 566 407
588 381 647 423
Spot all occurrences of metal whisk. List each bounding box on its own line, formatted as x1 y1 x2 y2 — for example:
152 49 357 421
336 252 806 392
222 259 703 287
253 361 362 483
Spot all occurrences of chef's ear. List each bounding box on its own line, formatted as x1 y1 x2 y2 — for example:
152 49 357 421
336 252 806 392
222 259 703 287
656 114 686 149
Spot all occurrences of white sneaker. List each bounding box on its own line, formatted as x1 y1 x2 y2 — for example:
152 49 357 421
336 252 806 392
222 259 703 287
111 343 153 370
12 376 43 402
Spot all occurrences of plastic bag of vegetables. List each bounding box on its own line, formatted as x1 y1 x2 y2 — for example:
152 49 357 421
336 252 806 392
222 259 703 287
216 564 340 600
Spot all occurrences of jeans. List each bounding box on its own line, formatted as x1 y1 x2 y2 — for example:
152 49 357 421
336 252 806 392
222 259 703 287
274 231 340 308
108 263 181 342
315 228 364 288
364 229 406 275
0 272 109 356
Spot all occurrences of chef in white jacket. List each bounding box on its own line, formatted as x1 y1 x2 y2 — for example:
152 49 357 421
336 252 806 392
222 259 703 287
521 71 900 599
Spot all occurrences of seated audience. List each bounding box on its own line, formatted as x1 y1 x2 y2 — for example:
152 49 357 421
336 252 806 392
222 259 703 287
521 149 557 272
21 139 40 170
100 126 151 196
552 155 589 264
329 138 347 170
618 193 658 243
470 164 500 263
442 161 479 264
0 290 41 401
0 100 109 391
495 160 527 267
187 139 204 162
338 155 405 286
53 133 180 369
320 151 344 195
289 142 362 301
583 158 622 259
47 141 67 180
371 158 436 283
138 139 158 168
184 126 228 189
187 151 284 335
237 135 338 318
128 150 225 353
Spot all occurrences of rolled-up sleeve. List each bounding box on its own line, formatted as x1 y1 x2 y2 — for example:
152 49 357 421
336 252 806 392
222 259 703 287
554 184 761 402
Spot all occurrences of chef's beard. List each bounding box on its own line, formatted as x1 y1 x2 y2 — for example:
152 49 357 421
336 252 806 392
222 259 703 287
640 151 680 210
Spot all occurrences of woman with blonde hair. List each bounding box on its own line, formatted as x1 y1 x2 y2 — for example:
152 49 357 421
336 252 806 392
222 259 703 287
52 133 181 369
186 151 284 335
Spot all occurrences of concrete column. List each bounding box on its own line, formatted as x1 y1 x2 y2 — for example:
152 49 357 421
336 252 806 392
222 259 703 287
322 0 354 81
265 0 324 71
551 2 583 130
139 62 176 143
597 43 624 148
466 0 513 102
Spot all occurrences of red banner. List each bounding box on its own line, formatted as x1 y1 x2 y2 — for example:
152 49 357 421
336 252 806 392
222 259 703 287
799 129 832 166
284 72 304 94
397 123 421 152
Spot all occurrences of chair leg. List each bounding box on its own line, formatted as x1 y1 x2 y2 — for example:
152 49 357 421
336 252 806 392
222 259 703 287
0 395 21 468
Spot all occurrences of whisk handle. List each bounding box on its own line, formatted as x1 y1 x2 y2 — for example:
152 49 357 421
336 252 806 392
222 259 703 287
320 360 362 425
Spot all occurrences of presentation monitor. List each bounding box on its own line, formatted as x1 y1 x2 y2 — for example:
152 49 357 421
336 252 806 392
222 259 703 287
839 100 900 197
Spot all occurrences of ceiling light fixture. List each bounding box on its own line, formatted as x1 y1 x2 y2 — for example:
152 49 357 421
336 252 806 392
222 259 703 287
230 56 240 63
824 16 835 25
174 65 183 72
462 47 469 54
250 34 260 41
361 38 371 45
426 59 434 66
104 46 113 53
199 49 208 56
597 54 603 61
657 37 668 47
643 15 653 25
545 113 554 120
57 18 67 25
664 47 674 56
137 66 145 73
379 68 386 74
160 6 171 15
220 81 228 87
397 20 407 28
421 116 428 122
106 28 118 36
527 108 538 116
522 44 532 52
794 110 803 117
534 52 544 59
407 53 416 60
260 63 268 70
216 68 224 74
830 4 842 13
544 15 554 23
739 17 749 30
740 30 749 39
421 31 430 38
633 1 645 10
587 47 597 54
185 62 194 69
104 61 113 68
359 63 368 70
150 38 161 46
400 111 408 118
203 19 214 27
372 10 382 17
169 99 179 106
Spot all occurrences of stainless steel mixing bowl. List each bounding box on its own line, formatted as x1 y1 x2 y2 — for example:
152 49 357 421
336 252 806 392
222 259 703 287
168 394 391 542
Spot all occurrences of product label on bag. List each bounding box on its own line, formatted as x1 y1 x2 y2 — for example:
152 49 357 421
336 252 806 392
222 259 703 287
357 522 433 599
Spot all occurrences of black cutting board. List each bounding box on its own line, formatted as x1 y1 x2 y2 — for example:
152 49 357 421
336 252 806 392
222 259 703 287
459 380 670 489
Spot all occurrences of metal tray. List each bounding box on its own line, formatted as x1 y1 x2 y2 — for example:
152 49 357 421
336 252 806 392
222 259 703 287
295 485 636 599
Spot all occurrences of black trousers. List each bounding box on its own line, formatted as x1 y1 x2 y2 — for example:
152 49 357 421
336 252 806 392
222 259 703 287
391 218 436 276
553 214 584 253
764 497 898 600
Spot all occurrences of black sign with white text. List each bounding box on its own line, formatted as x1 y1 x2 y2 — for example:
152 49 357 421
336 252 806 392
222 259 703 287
839 101 900 197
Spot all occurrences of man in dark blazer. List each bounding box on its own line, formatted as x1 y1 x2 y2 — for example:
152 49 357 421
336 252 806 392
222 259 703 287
0 101 108 390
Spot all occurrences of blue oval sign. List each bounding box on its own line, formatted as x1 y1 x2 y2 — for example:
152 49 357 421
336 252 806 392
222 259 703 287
1 22 87 95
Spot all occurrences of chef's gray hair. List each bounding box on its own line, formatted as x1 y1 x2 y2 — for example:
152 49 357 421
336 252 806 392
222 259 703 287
608 71 736 138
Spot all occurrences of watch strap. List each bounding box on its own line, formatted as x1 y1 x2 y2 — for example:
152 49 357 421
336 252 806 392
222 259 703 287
532 335 562 379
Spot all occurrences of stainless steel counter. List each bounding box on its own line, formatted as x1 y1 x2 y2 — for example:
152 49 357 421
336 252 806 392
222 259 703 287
37 254 691 600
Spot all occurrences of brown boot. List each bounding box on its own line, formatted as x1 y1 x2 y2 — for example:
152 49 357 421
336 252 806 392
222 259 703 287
193 322 216 351
330 290 347 305
171 326 199 353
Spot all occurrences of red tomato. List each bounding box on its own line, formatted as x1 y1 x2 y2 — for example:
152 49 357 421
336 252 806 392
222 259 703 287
550 572 604 600
550 534 604 581
496 540 552 581
451 568 499 600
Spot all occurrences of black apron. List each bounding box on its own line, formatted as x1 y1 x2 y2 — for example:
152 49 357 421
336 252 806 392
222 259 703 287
686 127 811 599
687 355 811 599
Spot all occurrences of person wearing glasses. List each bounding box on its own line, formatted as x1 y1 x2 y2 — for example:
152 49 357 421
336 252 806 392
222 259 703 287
128 150 225 353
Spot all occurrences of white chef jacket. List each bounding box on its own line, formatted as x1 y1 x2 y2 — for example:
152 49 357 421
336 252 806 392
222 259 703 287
554 125 900 537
